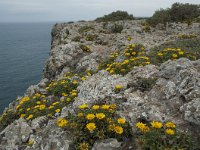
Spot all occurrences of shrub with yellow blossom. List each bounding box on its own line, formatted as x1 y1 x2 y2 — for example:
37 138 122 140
135 121 196 149
178 33 197 39
57 103 132 149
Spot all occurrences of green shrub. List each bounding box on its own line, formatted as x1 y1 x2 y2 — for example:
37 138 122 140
111 24 123 33
95 11 134 22
0 109 17 131
147 3 200 26
135 77 157 92
85 34 97 41
78 26 93 33
79 44 91 52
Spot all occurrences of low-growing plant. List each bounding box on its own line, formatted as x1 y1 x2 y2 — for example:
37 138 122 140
0 109 17 131
149 37 200 65
85 34 97 41
135 121 199 149
72 36 82 42
79 44 91 52
178 33 197 39
57 103 132 149
135 77 157 92
111 24 123 33
78 26 93 33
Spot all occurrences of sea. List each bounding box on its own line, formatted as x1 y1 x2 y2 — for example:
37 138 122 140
0 22 54 113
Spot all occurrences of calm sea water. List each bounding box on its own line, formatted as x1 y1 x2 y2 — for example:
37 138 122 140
0 22 54 113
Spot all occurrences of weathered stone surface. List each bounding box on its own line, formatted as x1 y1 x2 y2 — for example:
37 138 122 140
92 138 121 150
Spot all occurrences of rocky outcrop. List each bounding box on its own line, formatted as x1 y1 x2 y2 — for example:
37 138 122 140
1 20 200 149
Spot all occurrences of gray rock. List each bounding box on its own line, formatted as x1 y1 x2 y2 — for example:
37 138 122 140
92 138 121 150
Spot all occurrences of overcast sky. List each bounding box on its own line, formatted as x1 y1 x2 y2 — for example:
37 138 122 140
0 0 199 22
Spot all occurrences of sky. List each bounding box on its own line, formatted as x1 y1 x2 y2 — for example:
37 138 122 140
0 0 199 23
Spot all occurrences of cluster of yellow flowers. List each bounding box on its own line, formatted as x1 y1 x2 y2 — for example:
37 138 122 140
157 48 185 61
99 44 150 75
15 72 82 121
136 121 176 135
178 33 197 39
57 103 131 150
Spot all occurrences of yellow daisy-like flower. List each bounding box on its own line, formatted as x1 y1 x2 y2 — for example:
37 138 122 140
96 113 106 119
131 52 136 55
136 122 150 132
165 122 176 128
86 114 95 120
172 54 178 58
20 114 26 118
151 121 163 129
101 104 110 110
55 109 61 113
77 113 84 117
79 104 88 109
39 105 46 110
57 118 68 128
110 104 117 109
49 105 54 109
178 51 184 55
92 105 100 110
86 123 96 131
26 114 33 120
114 126 123 134
79 142 89 150
117 118 126 124
157 52 163 57
71 92 77 97
115 85 123 90
108 124 115 131
165 129 175 135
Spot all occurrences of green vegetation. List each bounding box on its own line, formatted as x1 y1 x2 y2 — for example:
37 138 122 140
78 26 94 33
95 11 134 22
147 3 200 26
135 78 157 92
149 37 200 65
110 24 123 33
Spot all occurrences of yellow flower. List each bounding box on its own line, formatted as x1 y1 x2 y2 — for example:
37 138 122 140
57 118 68 127
86 123 96 131
120 69 126 73
81 77 86 81
115 85 123 90
136 122 150 132
110 70 115 74
28 140 34 146
36 101 41 105
55 109 61 113
77 113 84 117
165 122 176 128
151 121 163 129
39 105 46 110
96 113 106 119
86 114 95 120
114 126 123 134
49 105 54 109
125 53 131 56
178 51 184 55
108 124 115 131
26 114 33 120
172 54 178 58
101 104 110 110
27 108 31 111
110 104 117 109
72 80 78 84
71 92 77 97
62 93 68 97
66 98 71 102
127 37 132 41
92 105 100 110
131 52 136 55
52 102 59 105
20 114 26 118
79 104 88 109
79 142 89 150
117 118 126 124
165 129 175 135
157 52 163 57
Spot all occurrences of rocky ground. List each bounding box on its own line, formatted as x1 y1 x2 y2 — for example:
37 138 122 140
0 20 200 150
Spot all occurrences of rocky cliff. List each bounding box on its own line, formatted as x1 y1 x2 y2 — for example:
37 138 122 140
0 20 200 150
